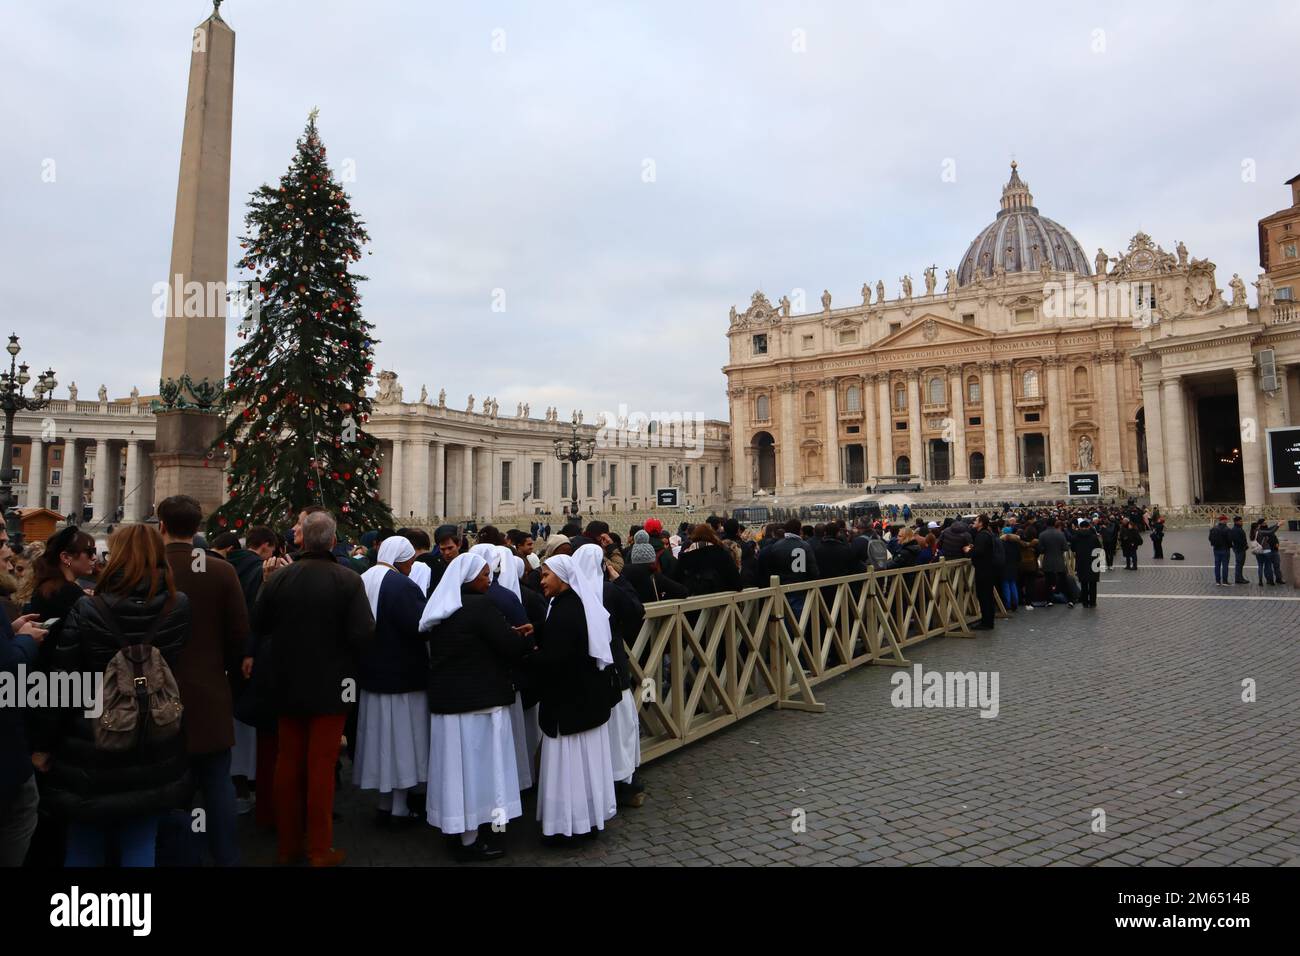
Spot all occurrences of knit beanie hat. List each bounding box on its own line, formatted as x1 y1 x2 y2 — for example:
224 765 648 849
630 529 656 565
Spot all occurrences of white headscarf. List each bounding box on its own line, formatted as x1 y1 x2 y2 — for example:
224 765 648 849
469 543 501 573
545 544 613 667
420 552 488 631
494 545 523 601
360 536 416 619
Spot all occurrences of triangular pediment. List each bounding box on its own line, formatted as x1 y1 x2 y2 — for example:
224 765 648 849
874 314 993 350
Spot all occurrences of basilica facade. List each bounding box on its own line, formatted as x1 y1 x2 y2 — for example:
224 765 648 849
723 163 1300 509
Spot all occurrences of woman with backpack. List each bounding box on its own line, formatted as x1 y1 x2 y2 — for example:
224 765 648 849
42 525 191 867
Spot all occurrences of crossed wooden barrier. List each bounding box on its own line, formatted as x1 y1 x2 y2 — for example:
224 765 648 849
628 557 992 764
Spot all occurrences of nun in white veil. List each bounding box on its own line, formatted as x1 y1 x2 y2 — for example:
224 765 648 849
420 552 531 861
533 546 619 839
353 536 430 822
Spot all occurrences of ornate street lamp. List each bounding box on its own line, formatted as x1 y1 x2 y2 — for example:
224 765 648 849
0 334 56 549
553 420 595 518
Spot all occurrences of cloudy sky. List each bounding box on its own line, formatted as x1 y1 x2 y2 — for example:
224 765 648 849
3 0 1297 421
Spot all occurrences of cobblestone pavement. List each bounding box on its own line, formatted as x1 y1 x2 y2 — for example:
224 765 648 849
236 529 1300 866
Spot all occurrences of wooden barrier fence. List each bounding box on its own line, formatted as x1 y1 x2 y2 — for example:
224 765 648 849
629 557 990 764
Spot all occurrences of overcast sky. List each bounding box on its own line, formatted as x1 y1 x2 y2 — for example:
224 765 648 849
3 0 1297 421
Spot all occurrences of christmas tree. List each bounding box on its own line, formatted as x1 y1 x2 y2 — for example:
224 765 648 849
208 111 392 539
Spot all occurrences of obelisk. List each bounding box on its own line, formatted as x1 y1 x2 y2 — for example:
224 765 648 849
152 2 235 516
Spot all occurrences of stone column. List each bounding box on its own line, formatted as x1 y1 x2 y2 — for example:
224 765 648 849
1162 377 1191 507
980 362 999 479
876 374 892 476
1046 357 1067 478
1140 374 1167 506
432 441 446 518
462 445 475 518
389 439 406 518
123 439 144 522
408 440 430 520
779 383 797 493
64 439 85 520
92 439 113 524
906 371 923 478
1099 351 1123 477
822 378 840 487
28 438 45 510
948 365 968 481
1236 366 1266 507
728 387 748 498
863 374 879 482
999 362 1018 479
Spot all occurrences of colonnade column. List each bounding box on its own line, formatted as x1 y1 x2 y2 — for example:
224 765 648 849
1162 377 1191 508
998 361 1018 479
822 378 840 487
1140 372 1167 506
948 364 968 481
906 371 923 478
432 441 446 519
1236 365 1267 507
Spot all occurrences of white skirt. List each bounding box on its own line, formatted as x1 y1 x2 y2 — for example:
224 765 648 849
426 707 523 835
508 692 533 791
523 704 542 768
608 688 641 784
537 724 618 837
352 690 430 793
231 718 257 780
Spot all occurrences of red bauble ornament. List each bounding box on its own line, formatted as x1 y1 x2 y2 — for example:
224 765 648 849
218 516 228 526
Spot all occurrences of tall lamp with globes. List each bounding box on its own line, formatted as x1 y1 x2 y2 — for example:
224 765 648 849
0 334 57 550
553 420 595 518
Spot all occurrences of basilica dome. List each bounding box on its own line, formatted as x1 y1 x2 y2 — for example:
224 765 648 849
956 162 1091 285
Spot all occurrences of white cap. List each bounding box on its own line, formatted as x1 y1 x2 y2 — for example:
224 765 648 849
927 521 939 529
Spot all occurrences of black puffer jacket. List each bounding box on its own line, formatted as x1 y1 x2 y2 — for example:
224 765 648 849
43 582 192 824
530 589 617 737
673 543 743 596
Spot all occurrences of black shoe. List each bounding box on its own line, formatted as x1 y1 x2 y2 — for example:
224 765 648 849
453 839 505 862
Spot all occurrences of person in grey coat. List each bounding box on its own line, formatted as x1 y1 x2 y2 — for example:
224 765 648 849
1036 519 1072 607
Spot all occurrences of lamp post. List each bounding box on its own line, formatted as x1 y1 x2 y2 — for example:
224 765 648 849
553 421 595 518
0 334 57 550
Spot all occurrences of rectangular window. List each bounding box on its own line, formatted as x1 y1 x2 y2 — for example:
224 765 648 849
50 495 59 512
53 448 62 463
968 381 980 403
685 468 690 493
700 466 705 493
713 467 718 491
889 322 902 336
847 425 860 434
51 469 61 486
609 464 618 497
969 417 981 426
501 461 511 501
586 463 594 497
802 334 814 350
532 461 542 498
1025 412 1041 423
962 314 975 325
838 328 858 345
651 465 658 491
1285 243 1297 259
752 334 768 355
10 467 19 482
11 447 20 460
1277 287 1294 301
1015 307 1035 324
630 464 638 496
895 421 907 431
561 463 569 499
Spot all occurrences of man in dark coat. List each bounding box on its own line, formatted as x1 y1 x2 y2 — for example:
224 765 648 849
969 516 998 629
252 511 373 867
1070 519 1103 607
1037 519 1071 606
1229 516 1249 584
938 519 973 560
159 495 250 866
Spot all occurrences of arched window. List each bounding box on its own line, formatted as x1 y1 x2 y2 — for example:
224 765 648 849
896 455 911 476
894 383 906 410
804 391 817 418
967 376 981 404
970 451 985 480
1074 365 1089 394
1023 368 1040 398
755 394 770 421
928 376 945 404
846 384 861 412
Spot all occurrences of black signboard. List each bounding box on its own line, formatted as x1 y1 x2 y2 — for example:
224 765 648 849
1067 471 1100 497
656 487 679 507
1266 426 1300 492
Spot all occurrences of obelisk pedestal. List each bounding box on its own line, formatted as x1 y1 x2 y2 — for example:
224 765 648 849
151 7 235 518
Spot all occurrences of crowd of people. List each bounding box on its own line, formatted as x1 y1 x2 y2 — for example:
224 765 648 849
1 496 1288 869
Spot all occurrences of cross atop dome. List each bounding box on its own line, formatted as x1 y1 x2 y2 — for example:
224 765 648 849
1000 160 1036 214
